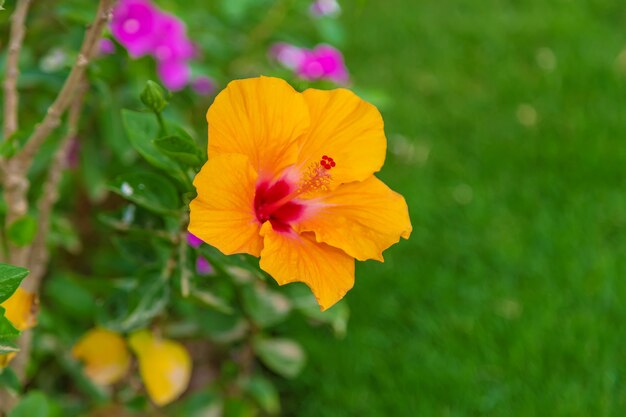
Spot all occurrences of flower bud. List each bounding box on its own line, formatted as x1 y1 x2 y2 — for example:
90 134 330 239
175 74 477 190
140 80 168 113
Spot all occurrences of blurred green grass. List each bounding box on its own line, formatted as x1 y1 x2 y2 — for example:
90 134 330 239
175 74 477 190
283 0 626 415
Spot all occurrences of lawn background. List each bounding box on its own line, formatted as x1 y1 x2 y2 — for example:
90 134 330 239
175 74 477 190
284 1 626 415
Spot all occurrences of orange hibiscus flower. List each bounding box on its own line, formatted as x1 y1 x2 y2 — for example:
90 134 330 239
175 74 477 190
189 76 411 310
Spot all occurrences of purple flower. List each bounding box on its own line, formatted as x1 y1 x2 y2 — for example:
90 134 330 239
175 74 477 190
65 136 81 169
191 76 216 96
111 0 198 91
310 44 349 83
270 43 307 70
98 38 116 55
196 256 214 276
271 42 349 84
111 0 161 58
309 0 341 17
157 59 191 91
187 232 203 248
151 13 195 63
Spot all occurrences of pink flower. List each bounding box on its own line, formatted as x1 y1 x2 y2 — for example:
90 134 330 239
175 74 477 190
191 76 216 96
151 13 195 63
187 232 203 248
196 256 214 276
98 38 116 55
309 0 341 17
308 44 349 84
157 59 191 91
271 43 349 84
65 136 81 169
111 0 196 91
270 43 307 70
111 0 161 58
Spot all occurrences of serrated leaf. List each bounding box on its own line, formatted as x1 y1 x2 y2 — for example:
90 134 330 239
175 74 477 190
8 391 49 417
121 109 177 171
109 171 180 215
7 216 37 246
0 263 29 303
154 135 203 166
254 338 306 379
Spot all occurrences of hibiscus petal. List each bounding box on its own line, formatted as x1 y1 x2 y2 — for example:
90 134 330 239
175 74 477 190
207 76 309 180
189 153 263 256
297 176 412 261
259 223 354 311
129 330 191 406
298 88 386 187
72 328 131 386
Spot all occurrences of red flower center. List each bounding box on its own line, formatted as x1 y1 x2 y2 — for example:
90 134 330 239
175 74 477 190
254 156 336 232
254 180 304 232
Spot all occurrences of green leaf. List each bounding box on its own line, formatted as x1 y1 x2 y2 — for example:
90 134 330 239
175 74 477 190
102 275 170 333
44 275 96 321
109 171 181 215
254 338 306 379
284 284 350 337
0 307 19 339
174 390 222 417
121 109 177 171
242 283 291 328
8 391 49 417
223 397 256 417
0 336 19 355
154 135 203 166
0 367 21 393
0 130 28 158
7 215 37 246
0 263 29 303
243 375 280 415
94 79 134 163
192 289 234 315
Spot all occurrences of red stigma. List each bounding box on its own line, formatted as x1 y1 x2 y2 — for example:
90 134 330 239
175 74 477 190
320 155 335 170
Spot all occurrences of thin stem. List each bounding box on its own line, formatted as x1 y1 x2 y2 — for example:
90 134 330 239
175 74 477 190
2 0 116 267
27 82 87 292
179 230 190 297
156 111 167 134
2 0 32 140
16 0 116 167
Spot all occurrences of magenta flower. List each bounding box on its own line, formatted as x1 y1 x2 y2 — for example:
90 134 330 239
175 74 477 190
271 43 349 84
309 0 341 17
98 38 116 55
111 0 197 91
157 59 191 91
151 13 195 63
307 44 349 84
187 233 213 276
196 256 214 276
111 0 161 58
191 76 216 96
65 136 81 169
270 43 307 70
187 232 203 248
